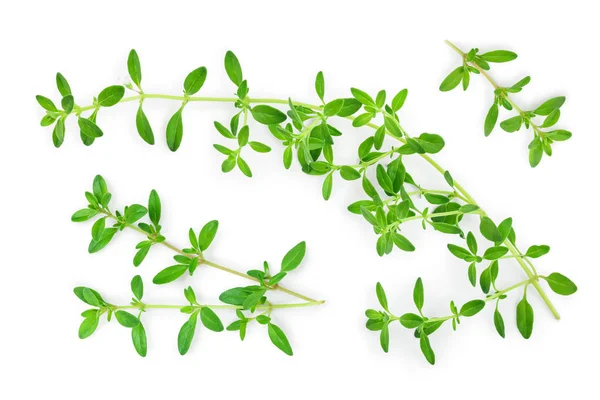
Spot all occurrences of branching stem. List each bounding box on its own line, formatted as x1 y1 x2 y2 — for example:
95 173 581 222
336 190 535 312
79 88 557 319
101 211 323 305
444 40 546 138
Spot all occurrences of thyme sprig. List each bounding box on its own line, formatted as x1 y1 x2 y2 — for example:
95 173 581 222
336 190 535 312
39 48 575 363
441 40 572 167
73 175 323 356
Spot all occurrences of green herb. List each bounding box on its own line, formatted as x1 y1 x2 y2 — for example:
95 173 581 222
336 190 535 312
441 40 572 167
72 175 324 356
366 273 576 364
40 49 576 363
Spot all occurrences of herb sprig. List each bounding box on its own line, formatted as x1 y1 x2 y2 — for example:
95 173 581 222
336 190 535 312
40 48 575 363
73 175 323 356
440 40 572 167
367 271 576 364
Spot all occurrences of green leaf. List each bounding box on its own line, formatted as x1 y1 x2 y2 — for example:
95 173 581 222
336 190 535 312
353 113 372 127
468 262 477 287
93 175 108 200
384 116 402 138
529 139 543 168
78 316 99 339
115 310 140 328
516 295 534 339
74 287 104 306
479 50 517 63
132 323 147 357
214 121 235 138
281 241 306 273
62 95 74 113
525 245 550 258
267 323 293 356
178 312 198 355
98 85 125 107
376 165 393 193
127 49 142 89
135 105 154 145
339 166 361 181
534 96 565 116
322 173 333 200
447 244 472 260
546 130 572 141
82 288 100 306
484 103 498 136
36 95 58 111
131 275 143 300
366 319 384 331
40 115 56 126
350 88 375 106
249 141 271 153
199 220 219 251
283 146 293 169
222 156 236 173
152 265 188 284
125 204 147 224
324 99 344 116
399 313 423 328
183 66 208 95
214 144 233 155
419 332 435 365
251 105 287 125
52 118 65 147
315 71 325 101
71 209 98 222
459 300 485 317
237 125 249 146
88 228 117 253
375 282 388 311
466 231 478 254
166 108 184 152
337 98 362 117
499 116 522 132
391 89 408 112
148 189 161 226
224 51 243 87
494 309 505 338
133 245 150 267
56 73 72 96
480 217 502 242
413 278 424 312
392 233 415 252
483 246 508 260
417 133 445 154
544 273 577 295
200 307 224 332
78 117 103 138
380 324 390 353
439 67 463 92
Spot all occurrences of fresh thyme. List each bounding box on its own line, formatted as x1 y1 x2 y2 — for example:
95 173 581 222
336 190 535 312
38 47 576 363
73 175 323 356
441 40 572 167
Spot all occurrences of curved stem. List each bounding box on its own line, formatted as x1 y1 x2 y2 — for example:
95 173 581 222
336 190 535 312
417 278 531 324
444 40 545 138
101 212 323 305
115 300 323 311
79 87 557 318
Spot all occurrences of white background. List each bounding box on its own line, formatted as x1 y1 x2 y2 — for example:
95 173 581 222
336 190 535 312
1 0 597 398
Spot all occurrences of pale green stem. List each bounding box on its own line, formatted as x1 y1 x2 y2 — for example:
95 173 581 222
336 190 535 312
444 40 545 138
403 278 530 324
75 84 557 319
100 212 323 305
115 300 323 311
